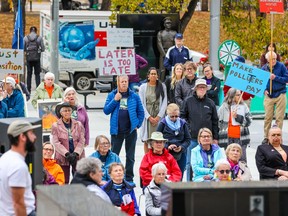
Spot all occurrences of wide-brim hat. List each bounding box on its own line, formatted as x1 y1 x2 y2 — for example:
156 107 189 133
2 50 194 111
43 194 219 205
147 132 168 143
55 102 73 118
193 78 212 90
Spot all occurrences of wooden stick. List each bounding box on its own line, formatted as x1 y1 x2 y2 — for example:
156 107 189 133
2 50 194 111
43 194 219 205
237 92 244 106
270 13 274 95
117 76 119 93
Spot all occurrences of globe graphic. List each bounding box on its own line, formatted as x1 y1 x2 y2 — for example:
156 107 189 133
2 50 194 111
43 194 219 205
62 27 85 51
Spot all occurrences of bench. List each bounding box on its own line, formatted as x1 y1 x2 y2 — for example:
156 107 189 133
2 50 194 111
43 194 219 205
66 71 103 110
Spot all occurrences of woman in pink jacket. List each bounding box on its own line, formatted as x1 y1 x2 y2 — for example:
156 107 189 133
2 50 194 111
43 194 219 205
52 102 85 183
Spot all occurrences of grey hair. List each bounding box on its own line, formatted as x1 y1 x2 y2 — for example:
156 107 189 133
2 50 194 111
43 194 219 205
44 72 55 80
265 51 277 60
224 88 243 105
64 87 79 105
151 162 168 177
76 157 102 175
214 159 231 170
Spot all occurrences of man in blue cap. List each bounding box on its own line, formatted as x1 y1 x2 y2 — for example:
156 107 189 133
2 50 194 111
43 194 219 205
164 33 193 75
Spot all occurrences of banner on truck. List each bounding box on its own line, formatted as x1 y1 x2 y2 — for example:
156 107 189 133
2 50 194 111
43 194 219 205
225 61 270 97
0 49 24 74
97 48 136 76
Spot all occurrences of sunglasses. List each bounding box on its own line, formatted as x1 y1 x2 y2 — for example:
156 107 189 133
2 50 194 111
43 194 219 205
169 115 179 118
219 170 231 174
271 134 281 137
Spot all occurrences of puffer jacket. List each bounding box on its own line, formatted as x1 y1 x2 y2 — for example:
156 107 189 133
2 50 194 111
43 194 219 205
144 180 162 216
31 82 63 109
52 119 85 166
140 148 182 187
3 88 24 117
43 159 65 185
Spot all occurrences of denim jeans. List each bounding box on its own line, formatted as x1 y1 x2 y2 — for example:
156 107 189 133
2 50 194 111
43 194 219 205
186 139 198 182
177 151 187 180
111 129 137 182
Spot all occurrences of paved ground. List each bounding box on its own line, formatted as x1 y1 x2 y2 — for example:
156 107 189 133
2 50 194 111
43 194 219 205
23 80 288 214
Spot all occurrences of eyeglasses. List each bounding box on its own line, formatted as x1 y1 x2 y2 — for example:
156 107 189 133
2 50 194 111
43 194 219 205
271 134 281 137
197 86 207 89
155 141 165 143
169 115 179 119
186 68 194 71
200 135 211 139
43 148 53 152
99 142 110 146
219 170 231 174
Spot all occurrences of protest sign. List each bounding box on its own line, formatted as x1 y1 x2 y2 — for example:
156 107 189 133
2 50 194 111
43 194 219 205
259 0 284 14
97 48 136 76
0 49 24 74
225 61 270 97
107 28 134 48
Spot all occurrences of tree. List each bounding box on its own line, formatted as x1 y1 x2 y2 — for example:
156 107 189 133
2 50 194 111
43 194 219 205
222 0 288 62
110 0 198 33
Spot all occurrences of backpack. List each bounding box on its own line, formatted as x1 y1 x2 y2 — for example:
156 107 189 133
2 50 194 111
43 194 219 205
26 35 41 61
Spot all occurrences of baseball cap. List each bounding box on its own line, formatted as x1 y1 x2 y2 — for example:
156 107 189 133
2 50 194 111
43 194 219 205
2 77 16 88
7 120 41 137
193 78 212 90
175 33 183 39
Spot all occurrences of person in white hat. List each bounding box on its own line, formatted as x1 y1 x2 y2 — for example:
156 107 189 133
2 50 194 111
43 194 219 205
0 120 40 216
139 131 182 187
1 76 25 117
180 78 218 181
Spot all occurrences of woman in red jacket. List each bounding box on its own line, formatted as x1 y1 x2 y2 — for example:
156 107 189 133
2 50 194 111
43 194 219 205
139 132 182 187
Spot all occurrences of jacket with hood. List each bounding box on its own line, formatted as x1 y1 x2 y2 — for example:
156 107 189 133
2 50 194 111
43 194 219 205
3 88 24 117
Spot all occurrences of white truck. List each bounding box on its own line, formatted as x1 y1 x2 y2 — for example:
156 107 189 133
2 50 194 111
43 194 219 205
40 10 115 90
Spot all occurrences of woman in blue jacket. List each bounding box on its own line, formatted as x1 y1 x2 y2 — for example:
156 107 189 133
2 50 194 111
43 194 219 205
90 135 121 185
191 128 225 182
102 163 141 216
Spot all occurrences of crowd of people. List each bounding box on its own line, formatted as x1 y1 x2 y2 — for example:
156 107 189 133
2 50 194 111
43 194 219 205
0 27 288 215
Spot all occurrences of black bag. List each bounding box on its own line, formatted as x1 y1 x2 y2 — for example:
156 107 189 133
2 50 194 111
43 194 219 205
26 35 41 61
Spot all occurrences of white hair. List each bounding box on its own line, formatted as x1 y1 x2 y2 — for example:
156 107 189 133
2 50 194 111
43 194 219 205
64 87 79 105
76 158 102 175
215 159 231 170
44 72 55 80
151 162 168 177
265 51 277 60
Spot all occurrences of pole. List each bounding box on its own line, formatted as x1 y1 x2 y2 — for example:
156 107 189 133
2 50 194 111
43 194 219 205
209 0 221 78
269 13 274 95
50 0 59 83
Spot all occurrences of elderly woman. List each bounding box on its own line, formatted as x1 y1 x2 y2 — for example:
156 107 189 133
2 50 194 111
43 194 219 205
64 87 89 146
218 88 252 162
52 102 85 183
140 132 181 187
213 159 232 181
102 163 140 216
202 63 221 107
256 126 288 180
71 157 111 203
157 103 191 175
145 162 168 216
226 143 252 181
191 128 225 182
139 67 167 153
164 63 184 104
90 135 121 185
31 72 63 109
42 141 65 185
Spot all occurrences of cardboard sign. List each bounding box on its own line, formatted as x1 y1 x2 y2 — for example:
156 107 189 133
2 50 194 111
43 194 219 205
259 0 284 13
97 48 136 76
225 61 270 97
0 49 24 74
107 28 134 48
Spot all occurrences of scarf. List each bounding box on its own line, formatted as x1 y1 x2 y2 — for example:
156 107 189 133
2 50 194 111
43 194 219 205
228 158 240 179
165 115 181 131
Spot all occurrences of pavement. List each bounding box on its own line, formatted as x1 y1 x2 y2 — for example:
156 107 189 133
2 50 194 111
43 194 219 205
22 76 288 214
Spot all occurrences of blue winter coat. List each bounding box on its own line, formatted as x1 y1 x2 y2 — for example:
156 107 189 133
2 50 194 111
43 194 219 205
103 89 144 135
0 101 8 118
89 150 121 181
191 144 225 182
102 180 141 215
3 89 24 117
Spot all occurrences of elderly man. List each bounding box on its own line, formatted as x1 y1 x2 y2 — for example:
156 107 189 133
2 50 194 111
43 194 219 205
163 33 193 74
0 120 40 216
103 75 144 183
256 126 288 180
180 78 219 181
175 61 198 107
31 72 63 109
261 51 288 144
2 77 25 117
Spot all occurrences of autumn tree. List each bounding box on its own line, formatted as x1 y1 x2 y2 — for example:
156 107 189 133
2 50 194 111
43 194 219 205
110 0 199 33
222 0 288 62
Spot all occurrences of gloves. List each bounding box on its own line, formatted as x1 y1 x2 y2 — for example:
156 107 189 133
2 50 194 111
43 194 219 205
65 152 78 166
